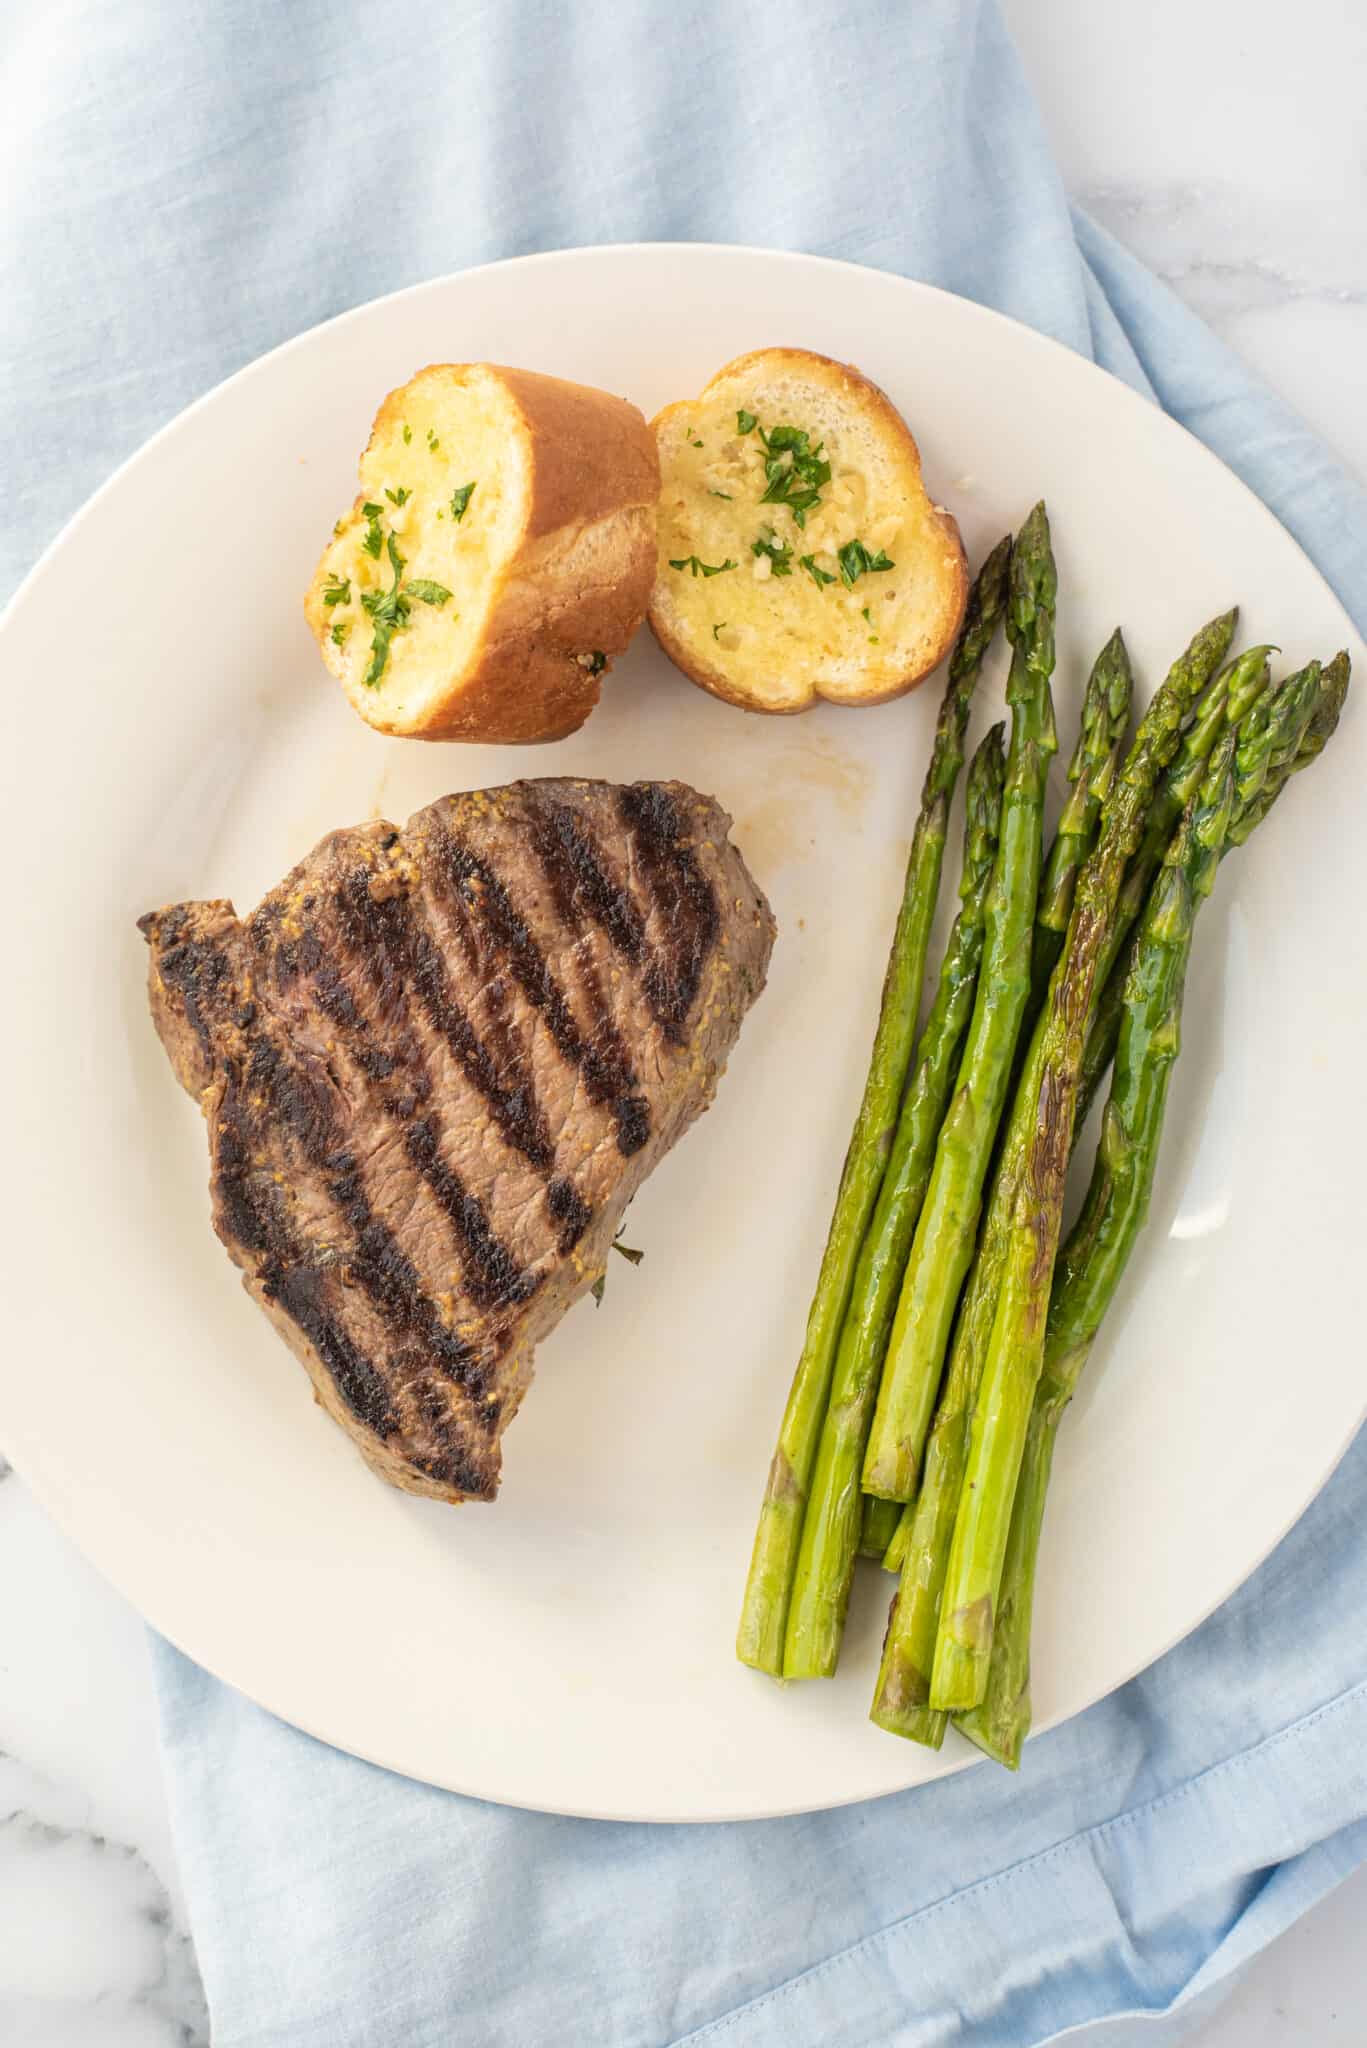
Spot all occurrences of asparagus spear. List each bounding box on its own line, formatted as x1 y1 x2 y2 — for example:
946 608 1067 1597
861 506 1059 1506
959 657 1346 1765
1078 643 1274 1058
931 606 1237 1713
1074 647 1291 1128
870 630 1129 1738
1227 649 1348 843
882 1504 914 1576
1141 643 1275 844
957 732 1239 1765
875 635 1270 1742
1029 631 1133 1013
1305 649 1352 754
1293 649 1349 761
859 1494 904 1561
736 536 1011 1673
784 726 1007 1677
864 662 1142 1601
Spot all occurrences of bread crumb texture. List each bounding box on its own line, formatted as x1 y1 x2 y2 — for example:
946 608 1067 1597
649 348 967 714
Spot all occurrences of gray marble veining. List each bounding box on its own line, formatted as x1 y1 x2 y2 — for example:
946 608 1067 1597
1082 180 1367 320
0 1749 208 2045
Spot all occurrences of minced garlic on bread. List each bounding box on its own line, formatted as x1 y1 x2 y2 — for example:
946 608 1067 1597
306 363 659 744
648 349 967 714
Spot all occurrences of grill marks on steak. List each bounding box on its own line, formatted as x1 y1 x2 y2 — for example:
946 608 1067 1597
286 873 541 1314
429 824 651 1158
617 782 721 1042
401 1114 534 1313
212 1088 403 1442
333 861 555 1172
214 1027 500 1496
140 778 775 1504
241 1038 481 1387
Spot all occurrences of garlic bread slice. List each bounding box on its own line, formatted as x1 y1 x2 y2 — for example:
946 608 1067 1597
649 348 966 714
306 363 659 744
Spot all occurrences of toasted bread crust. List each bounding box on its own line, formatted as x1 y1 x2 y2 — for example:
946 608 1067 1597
401 499 658 744
647 347 966 714
305 363 659 744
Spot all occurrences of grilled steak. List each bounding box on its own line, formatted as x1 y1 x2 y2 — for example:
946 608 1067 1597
139 778 774 1503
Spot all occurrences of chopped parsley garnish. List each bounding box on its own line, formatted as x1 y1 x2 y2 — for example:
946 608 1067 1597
799 555 835 588
591 1236 645 1307
838 538 895 589
360 532 409 618
757 424 831 529
736 410 757 435
362 618 402 686
322 574 352 607
402 424 413 444
450 482 476 522
358 532 450 686
751 531 793 576
360 503 385 558
862 603 880 643
330 621 350 647
581 650 608 675
691 437 704 448
669 554 737 577
384 486 410 507
709 489 733 500
427 428 440 450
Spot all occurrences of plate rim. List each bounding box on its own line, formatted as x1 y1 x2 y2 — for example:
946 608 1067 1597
2 239 1363 1821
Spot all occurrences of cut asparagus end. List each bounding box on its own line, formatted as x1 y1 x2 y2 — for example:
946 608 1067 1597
858 1494 903 1560
954 1698 1026 1770
871 1699 948 1750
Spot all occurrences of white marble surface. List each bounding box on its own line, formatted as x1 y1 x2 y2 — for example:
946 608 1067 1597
3 3 1365 2041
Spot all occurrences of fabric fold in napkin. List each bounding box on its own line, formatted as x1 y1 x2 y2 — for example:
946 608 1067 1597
7 1 1365 2042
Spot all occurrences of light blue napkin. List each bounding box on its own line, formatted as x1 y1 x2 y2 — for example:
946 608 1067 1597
6 3 1366 2043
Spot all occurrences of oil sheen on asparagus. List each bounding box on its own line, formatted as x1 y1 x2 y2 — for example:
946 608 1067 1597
737 486 1348 1773
862 505 1058 1507
932 606 1238 1714
872 627 1133 1740
958 655 1345 1766
736 537 1011 1673
784 724 1006 1679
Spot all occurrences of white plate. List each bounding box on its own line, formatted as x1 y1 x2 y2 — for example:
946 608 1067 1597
1 244 1362 1822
